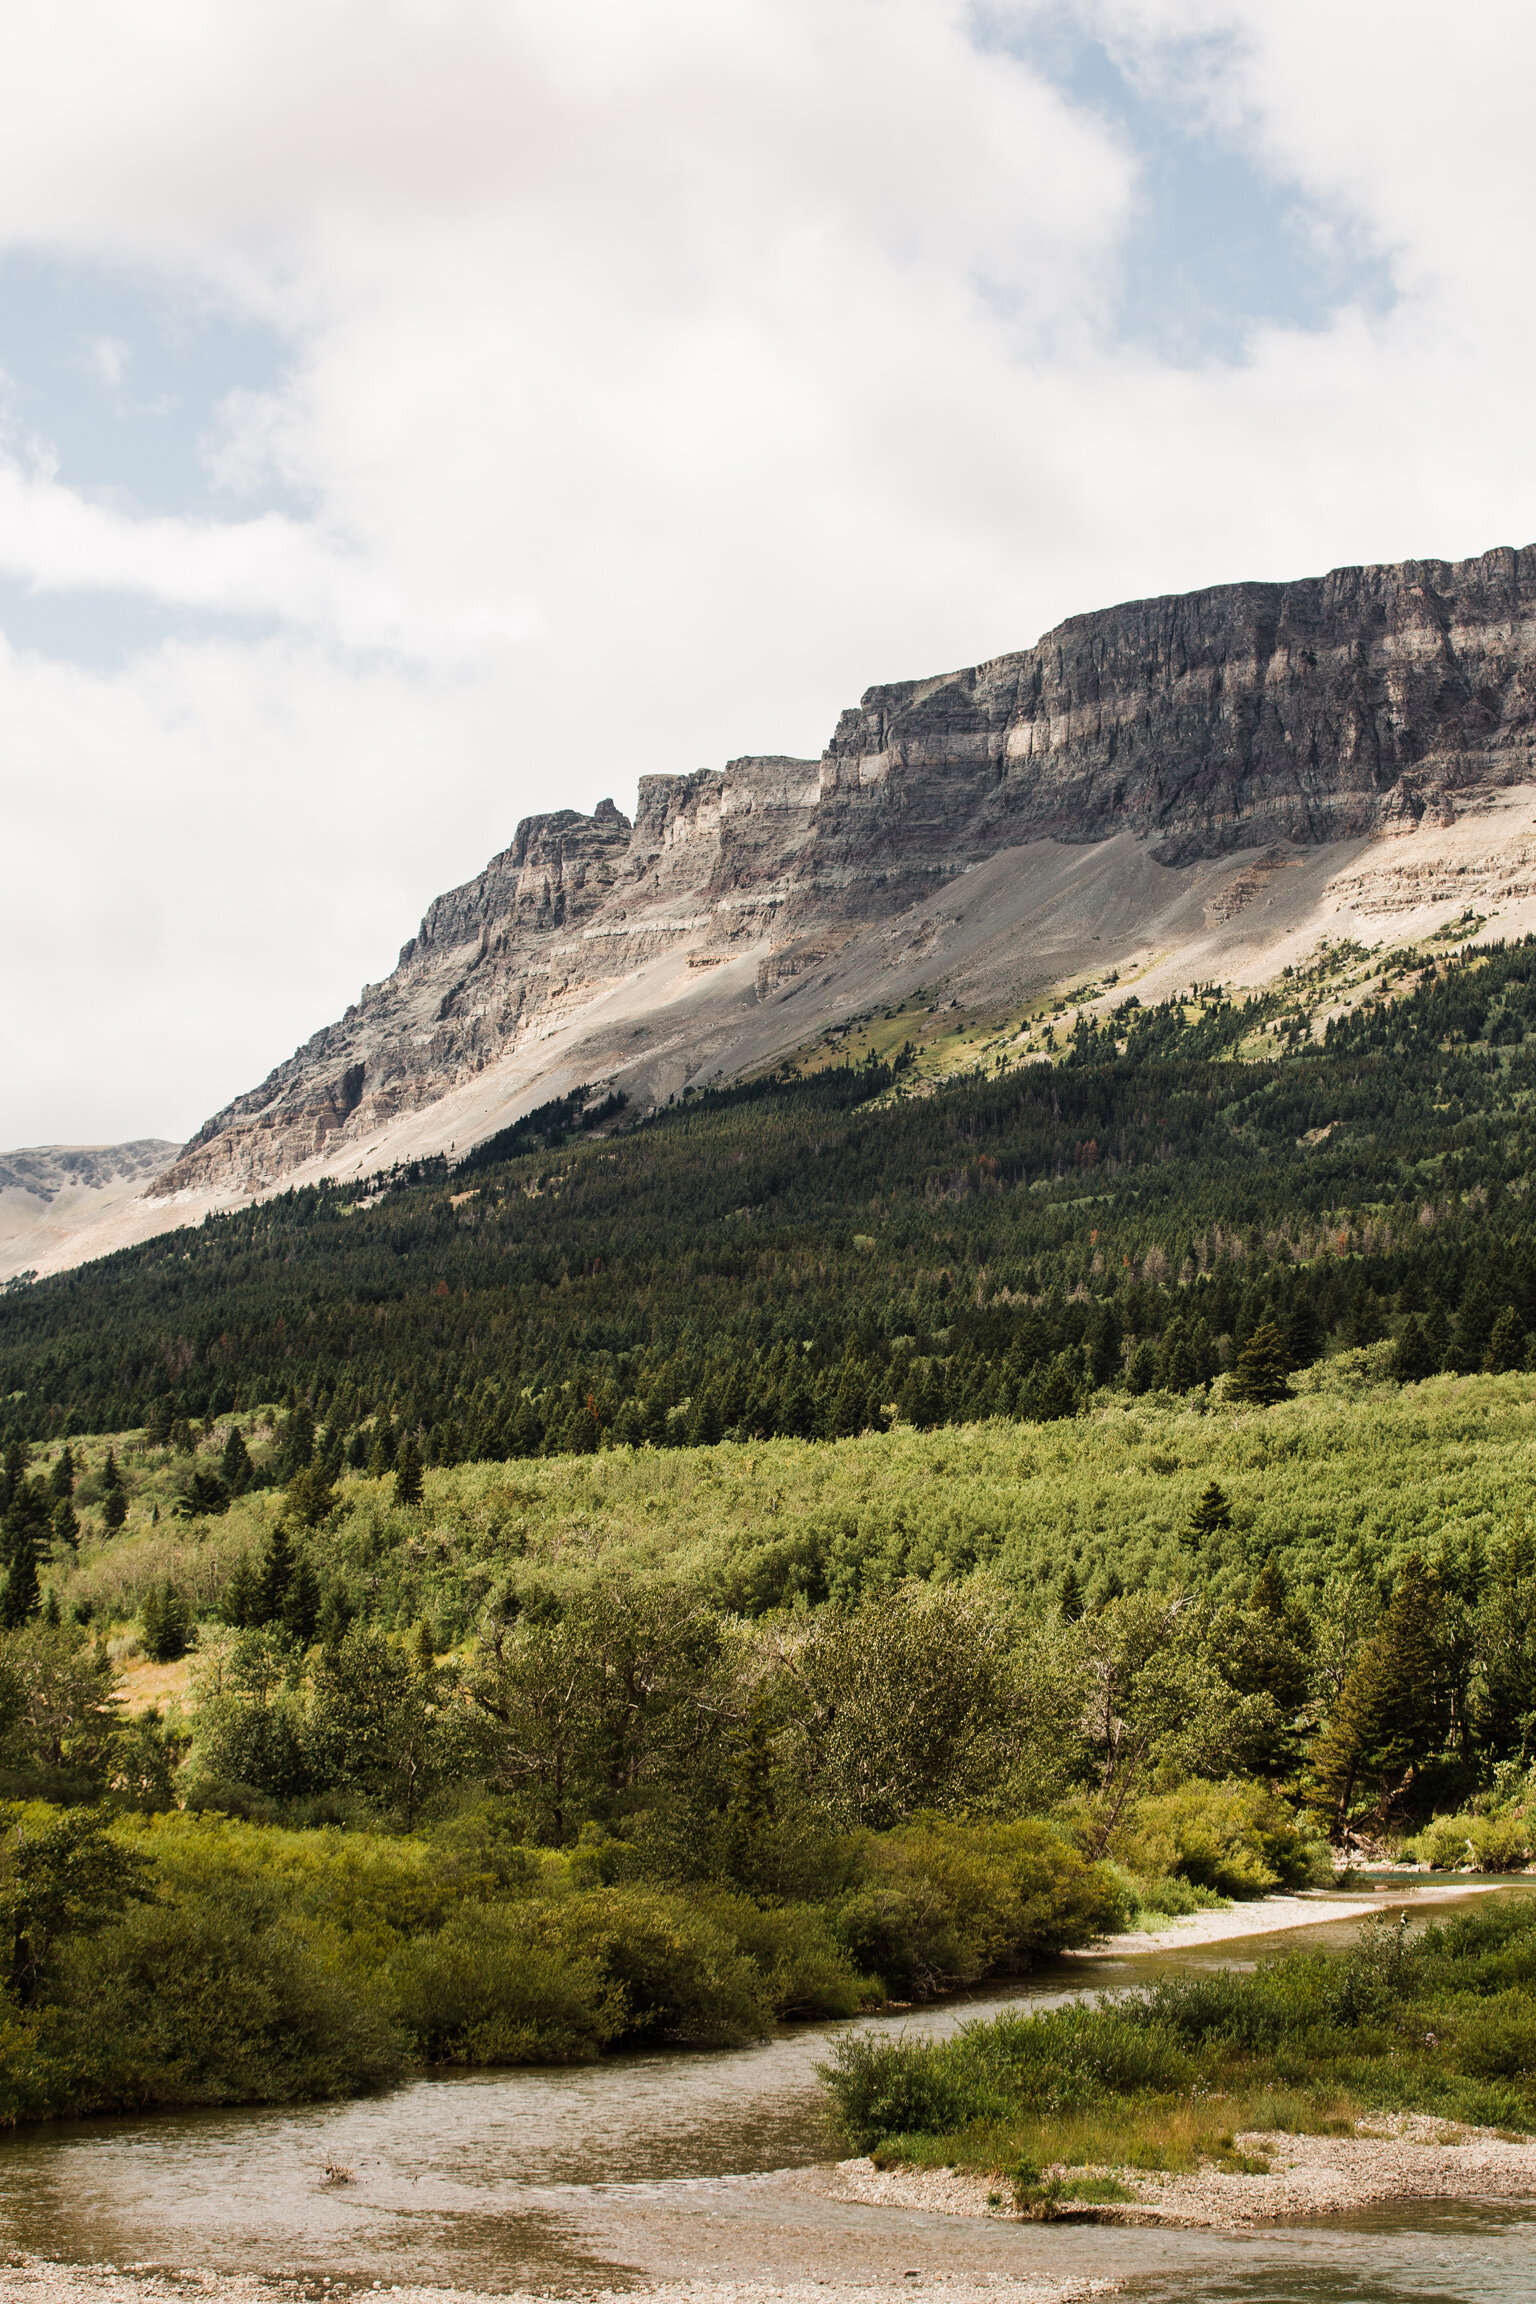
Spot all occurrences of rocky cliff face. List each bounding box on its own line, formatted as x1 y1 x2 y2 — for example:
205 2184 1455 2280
152 543 1536 1195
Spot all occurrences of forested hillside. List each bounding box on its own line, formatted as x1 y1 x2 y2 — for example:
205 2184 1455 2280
5 937 1536 1457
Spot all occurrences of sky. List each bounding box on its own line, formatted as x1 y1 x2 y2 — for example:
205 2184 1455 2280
3 0 1534 1148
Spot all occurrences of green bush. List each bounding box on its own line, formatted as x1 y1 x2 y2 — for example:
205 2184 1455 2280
837 1820 1123 1995
557 1886 775 2046
1404 1811 1528 1873
1116 1782 1330 1898
1121 1869 1231 1919
694 1891 877 2018
825 2001 1192 2149
1467 1814 1531 1874
48 1882 408 2111
1455 1990 1536 2078
385 1904 621 2064
1405 1814 1474 1870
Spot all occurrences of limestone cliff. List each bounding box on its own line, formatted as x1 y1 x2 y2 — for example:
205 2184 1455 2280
151 542 1536 1196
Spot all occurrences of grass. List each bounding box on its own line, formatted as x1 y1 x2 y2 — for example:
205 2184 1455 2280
876 2089 1361 2182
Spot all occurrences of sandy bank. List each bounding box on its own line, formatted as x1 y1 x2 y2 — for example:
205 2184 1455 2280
0 2262 1114 2304
830 2113 1536 2231
1096 1879 1505 1956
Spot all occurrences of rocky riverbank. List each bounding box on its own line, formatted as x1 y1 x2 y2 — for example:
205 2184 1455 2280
0 2261 1115 2304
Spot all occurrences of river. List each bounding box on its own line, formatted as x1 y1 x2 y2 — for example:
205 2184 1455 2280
1 1885 1532 2304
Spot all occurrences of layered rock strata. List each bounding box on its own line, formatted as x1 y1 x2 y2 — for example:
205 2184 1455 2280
153 543 1536 1195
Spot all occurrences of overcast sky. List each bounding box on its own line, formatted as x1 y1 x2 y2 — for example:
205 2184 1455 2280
2 0 1533 1148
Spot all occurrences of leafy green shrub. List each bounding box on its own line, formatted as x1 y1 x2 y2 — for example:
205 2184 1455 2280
49 1882 407 2110
1098 1858 1230 1920
826 1902 1536 2161
825 2001 1191 2149
1131 1872 1231 1917
1405 1814 1474 1870
558 1886 774 2045
824 2032 1012 2146
385 1904 621 2064
837 1819 1123 1995
694 1891 877 2018
1467 1814 1531 1874
1455 1990 1536 2078
1117 1782 1330 1898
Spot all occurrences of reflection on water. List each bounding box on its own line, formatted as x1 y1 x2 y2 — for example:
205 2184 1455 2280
0 1885 1531 2301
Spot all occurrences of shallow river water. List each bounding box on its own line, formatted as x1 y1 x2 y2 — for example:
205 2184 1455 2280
2 1886 1533 2304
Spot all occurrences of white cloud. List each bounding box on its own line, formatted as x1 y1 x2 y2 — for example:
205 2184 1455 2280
1 0 1535 1143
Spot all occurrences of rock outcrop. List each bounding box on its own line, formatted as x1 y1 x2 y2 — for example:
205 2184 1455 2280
0 1142 181 1283
0 1142 177 1201
151 543 1536 1196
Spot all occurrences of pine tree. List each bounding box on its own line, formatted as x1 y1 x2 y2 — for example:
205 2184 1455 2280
1309 1553 1444 1831
367 1420 396 1478
686 1383 724 1447
1186 1480 1233 1548
282 1401 316 1478
394 1439 424 1507
51 1498 79 1554
222 1554 263 1629
1022 1351 1082 1423
1058 1564 1084 1622
221 1424 254 1494
259 1522 297 1625
1093 1564 1125 1608
317 1579 356 1652
1391 1316 1435 1384
1160 1315 1198 1393
1474 1530 1536 1760
1 1440 26 1515
1483 1305 1526 1374
1085 1303 1122 1389
412 1619 437 1675
42 1588 61 1628
1250 1558 1289 1621
2 1524 41 1627
49 1446 75 1501
281 1557 322 1647
1227 1319 1292 1407
100 1447 128 1531
139 1580 165 1661
1450 1277 1499 1373
141 1580 193 1663
1282 1296 1323 1371
828 1355 869 1439
165 1582 193 1659
507 1399 543 1459
285 1461 337 1530
898 1362 938 1430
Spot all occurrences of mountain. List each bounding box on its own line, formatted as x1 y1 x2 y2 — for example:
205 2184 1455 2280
15 539 1536 1279
146 542 1536 1204
0 1142 180 1283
